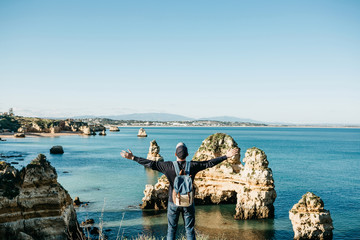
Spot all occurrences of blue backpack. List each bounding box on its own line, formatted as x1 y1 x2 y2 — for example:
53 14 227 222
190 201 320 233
172 161 194 207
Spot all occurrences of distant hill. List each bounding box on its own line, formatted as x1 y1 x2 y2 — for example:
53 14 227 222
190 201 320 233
74 113 195 121
199 116 262 123
72 113 266 123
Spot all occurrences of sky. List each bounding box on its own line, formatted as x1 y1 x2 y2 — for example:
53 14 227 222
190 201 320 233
0 0 359 124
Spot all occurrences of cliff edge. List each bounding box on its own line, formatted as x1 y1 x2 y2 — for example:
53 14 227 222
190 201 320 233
0 154 83 240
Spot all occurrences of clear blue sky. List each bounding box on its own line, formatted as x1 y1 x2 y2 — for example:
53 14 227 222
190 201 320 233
1 0 359 124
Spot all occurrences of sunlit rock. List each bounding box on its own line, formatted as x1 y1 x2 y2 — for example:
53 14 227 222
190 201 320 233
289 192 333 240
0 154 83 239
147 140 164 161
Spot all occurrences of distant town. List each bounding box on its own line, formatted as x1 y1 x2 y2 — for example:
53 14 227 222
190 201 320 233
83 117 267 127
1 109 359 130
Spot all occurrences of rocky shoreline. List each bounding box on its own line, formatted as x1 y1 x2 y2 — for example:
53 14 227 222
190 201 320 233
0 154 83 240
141 133 277 220
0 132 335 239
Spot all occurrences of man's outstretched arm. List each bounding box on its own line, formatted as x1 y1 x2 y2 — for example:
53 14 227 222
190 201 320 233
121 149 165 172
193 148 239 172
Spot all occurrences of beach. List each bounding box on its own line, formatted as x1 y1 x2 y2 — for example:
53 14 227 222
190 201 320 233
0 131 82 139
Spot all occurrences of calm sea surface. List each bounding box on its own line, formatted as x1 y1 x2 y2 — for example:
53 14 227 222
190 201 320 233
1 127 359 240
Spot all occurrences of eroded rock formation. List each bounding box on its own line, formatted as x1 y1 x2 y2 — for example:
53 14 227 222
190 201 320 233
289 192 333 240
234 147 276 219
10 117 104 135
109 126 120 131
137 128 147 137
147 140 164 161
0 154 83 240
141 133 276 220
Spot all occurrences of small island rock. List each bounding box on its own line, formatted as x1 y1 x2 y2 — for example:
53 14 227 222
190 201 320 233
50 146 64 154
99 130 106 136
14 133 25 138
109 126 120 132
137 128 147 137
147 140 164 161
73 196 82 206
289 192 333 240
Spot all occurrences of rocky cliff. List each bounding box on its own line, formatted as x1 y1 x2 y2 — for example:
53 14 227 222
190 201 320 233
0 116 105 135
141 133 276 219
0 154 83 240
289 192 333 240
147 140 164 161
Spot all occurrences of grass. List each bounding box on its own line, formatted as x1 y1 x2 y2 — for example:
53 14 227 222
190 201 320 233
75 198 225 240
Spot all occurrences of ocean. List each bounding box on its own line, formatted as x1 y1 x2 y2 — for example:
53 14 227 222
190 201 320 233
1 127 359 239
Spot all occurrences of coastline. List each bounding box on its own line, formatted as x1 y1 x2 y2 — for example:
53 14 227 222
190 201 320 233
1 125 359 139
107 125 360 129
0 131 82 139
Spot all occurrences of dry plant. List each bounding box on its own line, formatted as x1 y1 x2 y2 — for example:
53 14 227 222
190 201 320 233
98 198 106 240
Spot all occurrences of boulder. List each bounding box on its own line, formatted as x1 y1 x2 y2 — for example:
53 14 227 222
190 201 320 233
99 130 106 136
109 126 120 132
289 192 333 240
137 128 147 137
50 146 64 154
14 133 25 138
146 140 164 161
0 154 83 239
73 196 82 206
141 175 169 210
140 133 277 220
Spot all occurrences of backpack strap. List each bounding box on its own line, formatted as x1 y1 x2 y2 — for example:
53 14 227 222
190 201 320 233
185 161 191 175
172 161 181 176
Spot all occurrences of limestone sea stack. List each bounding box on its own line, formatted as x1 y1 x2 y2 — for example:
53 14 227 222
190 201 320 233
109 126 120 131
146 140 164 161
137 128 147 137
234 147 276 219
0 154 83 240
99 129 106 136
141 133 277 220
289 192 333 240
81 126 95 135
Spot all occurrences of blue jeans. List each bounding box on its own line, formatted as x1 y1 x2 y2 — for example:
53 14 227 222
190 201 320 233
166 201 196 240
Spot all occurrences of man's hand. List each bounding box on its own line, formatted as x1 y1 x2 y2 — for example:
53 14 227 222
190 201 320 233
225 148 239 158
121 149 134 160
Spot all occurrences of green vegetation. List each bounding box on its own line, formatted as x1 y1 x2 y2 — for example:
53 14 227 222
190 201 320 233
247 147 265 156
0 115 67 132
0 115 20 131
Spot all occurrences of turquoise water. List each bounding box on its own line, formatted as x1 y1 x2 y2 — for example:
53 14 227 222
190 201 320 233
1 127 360 239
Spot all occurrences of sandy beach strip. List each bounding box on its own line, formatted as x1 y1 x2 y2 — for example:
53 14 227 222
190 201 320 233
0 131 82 139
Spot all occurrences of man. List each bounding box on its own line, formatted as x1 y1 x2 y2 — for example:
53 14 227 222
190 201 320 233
121 142 239 240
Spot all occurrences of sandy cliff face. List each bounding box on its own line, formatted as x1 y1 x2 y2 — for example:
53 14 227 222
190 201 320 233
0 154 82 240
289 192 333 240
147 140 164 161
234 147 276 219
141 133 276 220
